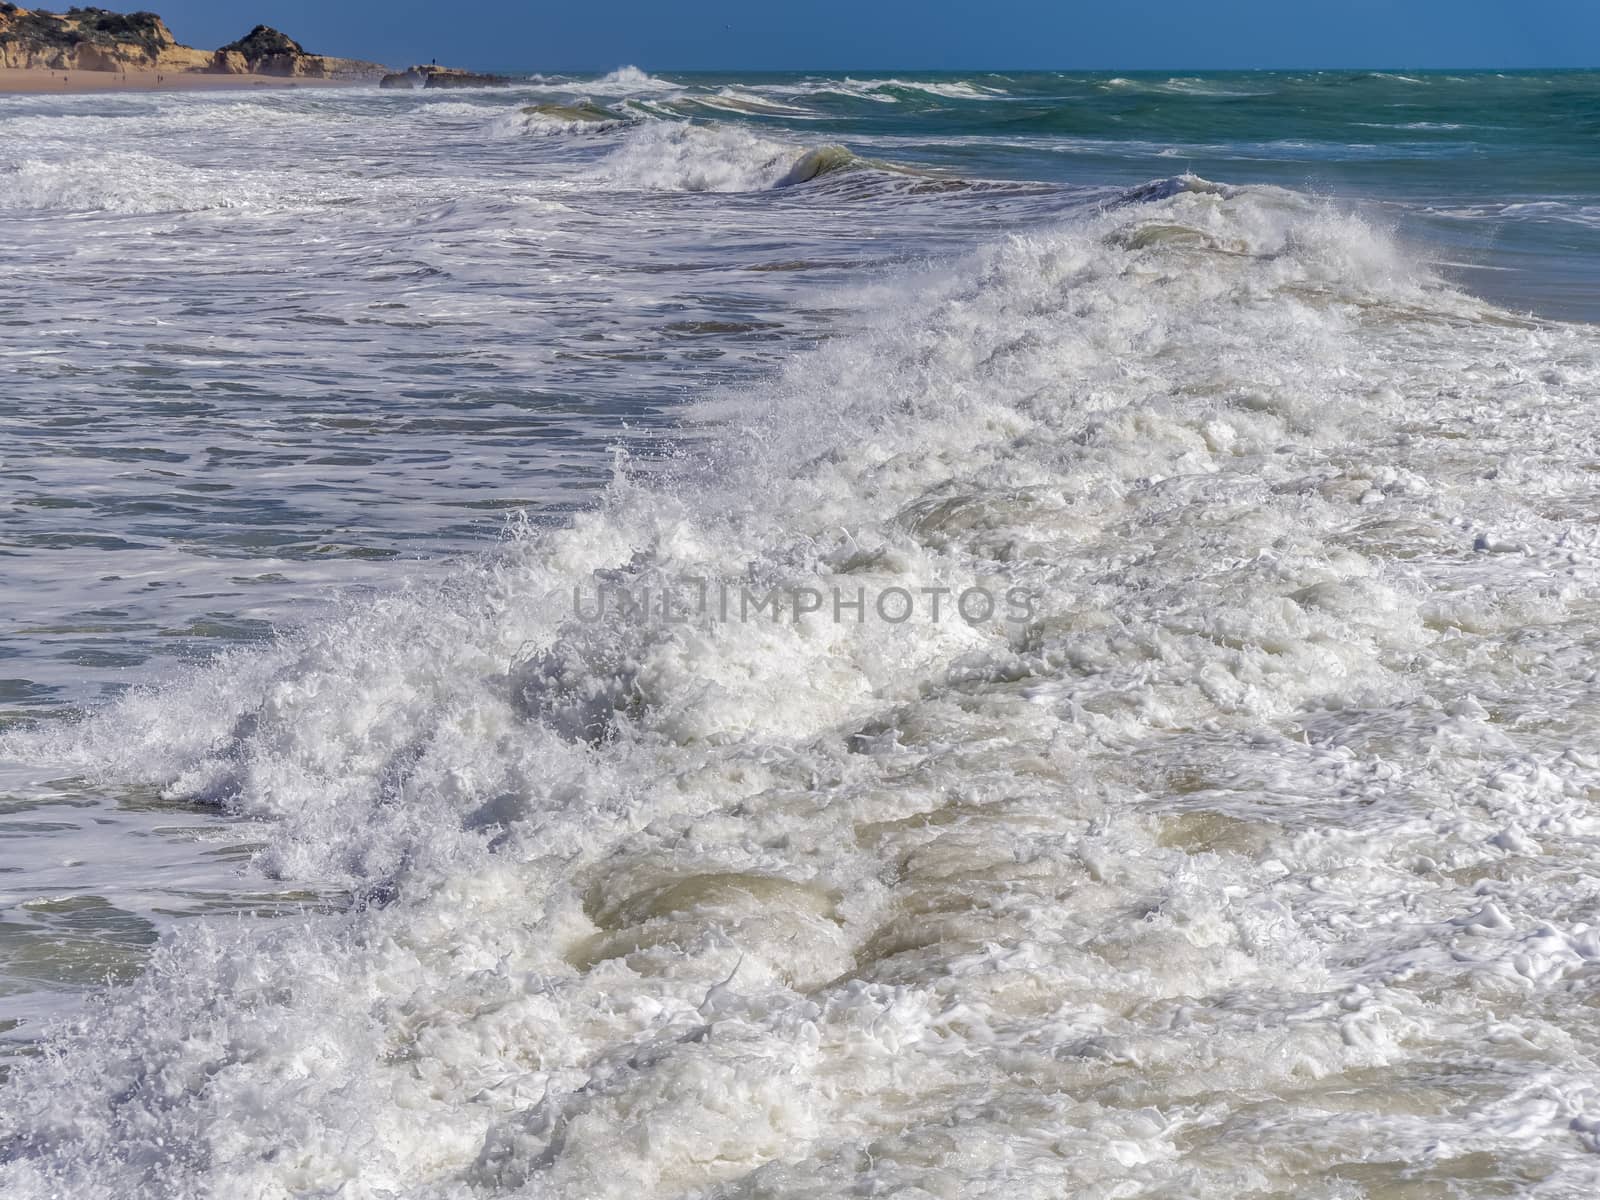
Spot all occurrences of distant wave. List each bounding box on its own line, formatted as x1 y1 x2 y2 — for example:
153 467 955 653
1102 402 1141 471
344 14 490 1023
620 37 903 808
1354 121 1470 131
683 88 820 118
1155 77 1274 97
519 65 684 97
1101 76 1272 97
1426 199 1600 230
855 77 1008 101
757 77 1009 104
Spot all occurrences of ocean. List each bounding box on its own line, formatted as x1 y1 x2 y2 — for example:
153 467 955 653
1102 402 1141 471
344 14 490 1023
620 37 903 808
3 67 1600 1196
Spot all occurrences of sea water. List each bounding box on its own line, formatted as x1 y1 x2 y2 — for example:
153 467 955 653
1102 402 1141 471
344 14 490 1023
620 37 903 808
2 69 1600 1196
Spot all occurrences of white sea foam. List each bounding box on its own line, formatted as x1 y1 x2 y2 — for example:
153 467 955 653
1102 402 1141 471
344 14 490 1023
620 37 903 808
0 153 268 213
7 180 1600 1197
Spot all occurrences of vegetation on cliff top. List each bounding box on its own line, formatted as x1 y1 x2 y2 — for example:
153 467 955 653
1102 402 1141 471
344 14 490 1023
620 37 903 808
0 6 171 54
0 6 389 76
218 23 307 60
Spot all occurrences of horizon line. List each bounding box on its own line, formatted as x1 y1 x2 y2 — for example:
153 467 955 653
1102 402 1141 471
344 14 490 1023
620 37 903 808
460 62 1600 74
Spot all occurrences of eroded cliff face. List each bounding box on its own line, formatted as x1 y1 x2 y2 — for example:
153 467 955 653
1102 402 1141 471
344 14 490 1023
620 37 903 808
210 23 386 79
0 6 388 78
0 5 211 71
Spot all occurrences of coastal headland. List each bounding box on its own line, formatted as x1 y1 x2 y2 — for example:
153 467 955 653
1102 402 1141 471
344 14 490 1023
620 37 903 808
0 5 491 93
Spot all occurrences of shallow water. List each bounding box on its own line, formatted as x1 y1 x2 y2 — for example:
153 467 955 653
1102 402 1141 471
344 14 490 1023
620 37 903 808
3 68 1600 1197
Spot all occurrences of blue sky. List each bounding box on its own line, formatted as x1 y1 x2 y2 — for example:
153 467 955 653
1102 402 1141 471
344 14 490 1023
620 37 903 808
152 1 1600 71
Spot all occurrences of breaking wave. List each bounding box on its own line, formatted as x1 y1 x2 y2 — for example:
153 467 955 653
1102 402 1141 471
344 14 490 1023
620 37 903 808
518 65 684 97
587 123 858 192
8 177 1600 1197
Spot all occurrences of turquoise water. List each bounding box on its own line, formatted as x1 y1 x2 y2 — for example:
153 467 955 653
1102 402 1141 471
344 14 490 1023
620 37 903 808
4 68 1600 1197
644 68 1600 318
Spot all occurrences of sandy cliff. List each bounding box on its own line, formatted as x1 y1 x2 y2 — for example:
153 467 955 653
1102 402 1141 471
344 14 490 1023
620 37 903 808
0 5 209 71
0 6 388 78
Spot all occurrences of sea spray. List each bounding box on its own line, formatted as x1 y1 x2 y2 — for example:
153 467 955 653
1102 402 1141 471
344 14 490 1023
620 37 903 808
6 177 1600 1196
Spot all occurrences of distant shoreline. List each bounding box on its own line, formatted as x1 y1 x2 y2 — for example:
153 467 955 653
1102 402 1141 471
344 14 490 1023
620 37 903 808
0 66 366 94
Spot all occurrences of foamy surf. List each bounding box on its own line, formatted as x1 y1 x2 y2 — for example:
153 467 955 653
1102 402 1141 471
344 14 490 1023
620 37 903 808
518 65 685 97
6 176 1600 1198
0 152 268 213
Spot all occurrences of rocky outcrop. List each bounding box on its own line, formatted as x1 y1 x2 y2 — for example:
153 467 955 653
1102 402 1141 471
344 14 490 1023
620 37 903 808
380 64 515 89
0 6 388 78
378 67 424 88
0 5 211 71
210 23 385 79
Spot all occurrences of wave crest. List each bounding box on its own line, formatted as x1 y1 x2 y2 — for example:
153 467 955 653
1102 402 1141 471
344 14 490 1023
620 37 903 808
516 100 638 135
590 125 855 193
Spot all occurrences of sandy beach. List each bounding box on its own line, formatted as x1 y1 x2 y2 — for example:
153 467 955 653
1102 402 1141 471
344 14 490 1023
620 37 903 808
0 67 367 94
